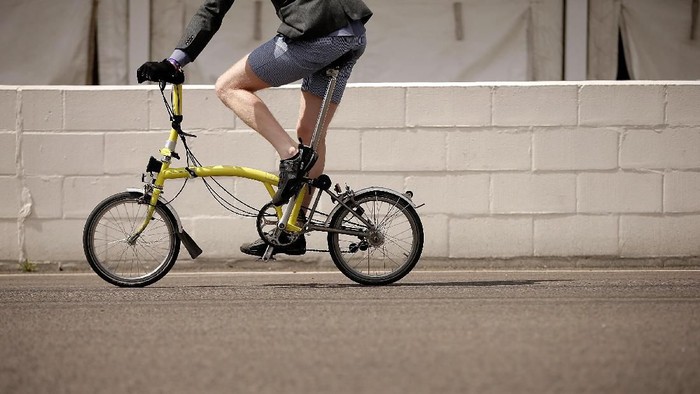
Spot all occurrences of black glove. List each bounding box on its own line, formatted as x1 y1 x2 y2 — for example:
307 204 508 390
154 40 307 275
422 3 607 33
136 59 185 84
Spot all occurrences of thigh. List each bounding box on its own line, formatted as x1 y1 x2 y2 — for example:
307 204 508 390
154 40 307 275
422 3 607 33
249 34 361 89
215 54 271 93
302 35 367 104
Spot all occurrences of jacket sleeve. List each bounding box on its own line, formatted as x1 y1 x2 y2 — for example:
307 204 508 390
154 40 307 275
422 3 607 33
175 0 235 62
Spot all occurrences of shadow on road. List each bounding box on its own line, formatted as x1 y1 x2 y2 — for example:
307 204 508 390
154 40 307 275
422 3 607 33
263 279 566 289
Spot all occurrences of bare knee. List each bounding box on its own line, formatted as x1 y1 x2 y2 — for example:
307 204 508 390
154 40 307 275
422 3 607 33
215 75 238 102
215 56 262 102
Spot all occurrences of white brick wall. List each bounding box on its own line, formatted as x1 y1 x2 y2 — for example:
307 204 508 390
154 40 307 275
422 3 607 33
2 82 700 266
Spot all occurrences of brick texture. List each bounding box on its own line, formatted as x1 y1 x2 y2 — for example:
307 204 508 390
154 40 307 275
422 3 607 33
533 128 619 170
494 85 578 126
0 90 16 131
579 84 665 126
448 130 531 171
4 83 700 264
0 133 16 175
407 86 491 127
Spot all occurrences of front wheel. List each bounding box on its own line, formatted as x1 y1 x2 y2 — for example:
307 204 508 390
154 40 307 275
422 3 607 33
83 191 180 287
327 190 424 285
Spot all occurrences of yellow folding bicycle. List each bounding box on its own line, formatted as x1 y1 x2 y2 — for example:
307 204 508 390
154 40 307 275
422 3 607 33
82 65 424 287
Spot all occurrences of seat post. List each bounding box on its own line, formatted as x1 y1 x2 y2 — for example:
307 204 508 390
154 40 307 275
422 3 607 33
309 68 339 151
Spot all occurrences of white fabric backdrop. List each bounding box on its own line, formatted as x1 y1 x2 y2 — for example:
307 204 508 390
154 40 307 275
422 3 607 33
588 0 700 80
150 0 563 84
3 0 698 84
97 0 129 85
0 0 94 85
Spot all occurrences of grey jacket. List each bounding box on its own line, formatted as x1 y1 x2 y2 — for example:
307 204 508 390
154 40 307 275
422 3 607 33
176 0 373 62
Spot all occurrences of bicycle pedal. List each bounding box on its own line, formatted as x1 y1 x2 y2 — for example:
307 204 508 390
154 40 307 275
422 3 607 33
261 245 275 261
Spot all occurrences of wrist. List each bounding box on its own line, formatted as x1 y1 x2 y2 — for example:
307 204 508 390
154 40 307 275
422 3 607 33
167 57 182 71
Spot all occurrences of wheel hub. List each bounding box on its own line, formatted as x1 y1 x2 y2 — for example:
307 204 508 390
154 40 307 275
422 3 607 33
367 229 385 247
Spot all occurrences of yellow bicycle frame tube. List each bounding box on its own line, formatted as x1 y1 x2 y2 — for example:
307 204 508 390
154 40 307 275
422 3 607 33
137 84 305 235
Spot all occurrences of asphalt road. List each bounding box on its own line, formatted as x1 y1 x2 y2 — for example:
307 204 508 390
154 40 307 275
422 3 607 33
1 269 699 394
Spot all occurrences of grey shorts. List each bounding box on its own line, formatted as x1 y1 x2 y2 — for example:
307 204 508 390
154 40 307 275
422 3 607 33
248 33 367 104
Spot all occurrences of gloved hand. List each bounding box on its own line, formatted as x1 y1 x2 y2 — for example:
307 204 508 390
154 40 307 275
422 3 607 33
136 59 185 84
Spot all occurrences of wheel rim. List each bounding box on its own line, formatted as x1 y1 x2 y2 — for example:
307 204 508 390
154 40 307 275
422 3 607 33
88 198 177 283
331 194 421 281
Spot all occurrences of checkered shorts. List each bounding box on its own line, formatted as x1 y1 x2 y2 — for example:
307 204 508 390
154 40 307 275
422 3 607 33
248 33 367 104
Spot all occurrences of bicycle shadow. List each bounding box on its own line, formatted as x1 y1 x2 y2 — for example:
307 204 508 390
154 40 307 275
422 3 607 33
263 279 567 289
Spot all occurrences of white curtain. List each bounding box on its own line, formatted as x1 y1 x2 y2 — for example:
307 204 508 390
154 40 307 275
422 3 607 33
0 0 564 85
151 0 564 84
589 0 700 80
97 0 128 85
0 0 94 85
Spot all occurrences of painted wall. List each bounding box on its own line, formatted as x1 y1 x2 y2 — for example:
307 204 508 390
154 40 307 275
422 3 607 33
1 82 700 268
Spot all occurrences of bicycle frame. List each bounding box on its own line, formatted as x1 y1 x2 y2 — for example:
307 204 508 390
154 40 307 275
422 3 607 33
133 83 307 244
130 66 396 261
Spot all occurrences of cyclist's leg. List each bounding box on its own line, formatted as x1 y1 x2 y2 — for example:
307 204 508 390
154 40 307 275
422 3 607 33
215 55 298 160
297 41 365 207
296 90 338 179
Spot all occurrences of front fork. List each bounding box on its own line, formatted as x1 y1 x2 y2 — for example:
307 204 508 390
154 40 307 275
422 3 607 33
127 153 173 245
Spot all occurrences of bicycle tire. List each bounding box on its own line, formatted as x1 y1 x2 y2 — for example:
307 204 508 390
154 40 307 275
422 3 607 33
327 190 424 285
83 191 180 287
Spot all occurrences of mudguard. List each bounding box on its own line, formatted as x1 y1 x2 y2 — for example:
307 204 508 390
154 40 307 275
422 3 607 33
325 187 419 227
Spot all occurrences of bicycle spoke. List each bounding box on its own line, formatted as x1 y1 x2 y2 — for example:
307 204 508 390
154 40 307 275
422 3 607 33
85 194 179 286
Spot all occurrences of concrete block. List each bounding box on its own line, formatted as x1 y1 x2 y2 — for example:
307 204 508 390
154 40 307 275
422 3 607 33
22 133 104 176
0 177 20 219
312 172 407 214
534 215 618 256
326 173 406 193
167 177 239 219
325 130 362 171
64 88 148 131
24 219 86 261
63 176 145 218
191 216 259 259
579 84 665 126
362 129 445 171
620 215 700 257
0 133 16 175
104 132 166 175
256 87 301 130
447 130 531 171
0 89 16 131
185 131 278 172
492 174 576 214
664 172 700 213
406 174 489 215
449 216 533 258
493 85 578 126
0 220 19 261
620 129 700 169
419 214 448 258
150 87 235 131
21 89 63 131
534 128 619 170
333 86 406 128
24 176 63 219
578 172 662 213
666 85 700 126
232 177 278 215
406 86 491 127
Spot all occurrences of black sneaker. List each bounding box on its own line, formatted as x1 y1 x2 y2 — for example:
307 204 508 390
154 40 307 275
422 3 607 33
271 145 317 206
240 234 306 257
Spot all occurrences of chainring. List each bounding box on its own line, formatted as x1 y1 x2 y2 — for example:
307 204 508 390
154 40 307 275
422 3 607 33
255 202 301 247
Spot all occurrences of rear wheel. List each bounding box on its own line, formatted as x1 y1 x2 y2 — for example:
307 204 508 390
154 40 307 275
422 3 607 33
327 190 423 285
83 192 180 287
